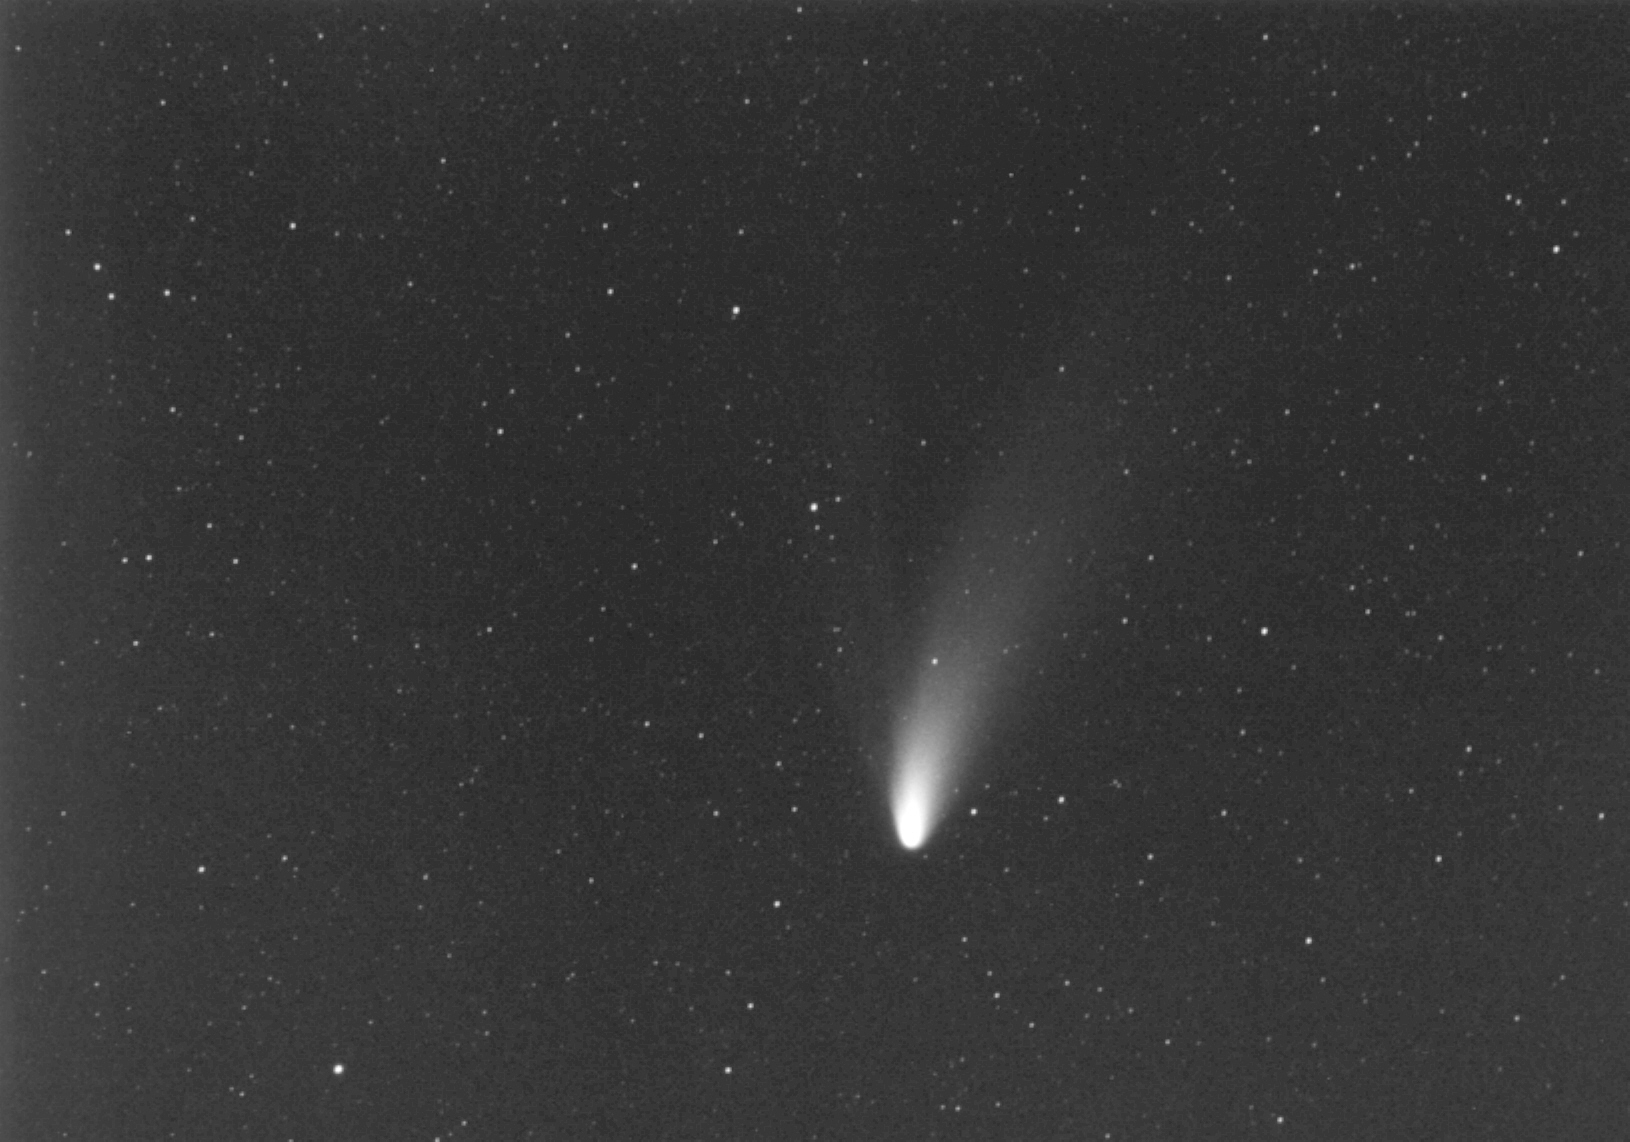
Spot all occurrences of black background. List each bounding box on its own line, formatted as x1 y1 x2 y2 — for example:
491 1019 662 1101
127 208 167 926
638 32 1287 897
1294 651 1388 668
6 5 1630 1138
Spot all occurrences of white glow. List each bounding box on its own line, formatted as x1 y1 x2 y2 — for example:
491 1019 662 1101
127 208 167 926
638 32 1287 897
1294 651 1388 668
884 367 1104 855
891 709 957 850
894 778 930 849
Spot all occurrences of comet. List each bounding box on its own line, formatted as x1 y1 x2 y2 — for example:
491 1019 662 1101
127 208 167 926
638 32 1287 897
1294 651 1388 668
888 544 1043 850
888 635 986 851
885 363 1111 852
890 707 957 850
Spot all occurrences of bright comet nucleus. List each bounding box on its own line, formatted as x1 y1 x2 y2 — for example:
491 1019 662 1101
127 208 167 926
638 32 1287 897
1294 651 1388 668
890 717 955 850
893 779 930 849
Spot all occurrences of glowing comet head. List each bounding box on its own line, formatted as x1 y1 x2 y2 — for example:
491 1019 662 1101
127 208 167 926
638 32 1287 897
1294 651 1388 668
893 780 930 850
890 717 955 851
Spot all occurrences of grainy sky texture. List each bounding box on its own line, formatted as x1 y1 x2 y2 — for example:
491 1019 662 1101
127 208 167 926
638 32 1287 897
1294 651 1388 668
6 4 1630 1139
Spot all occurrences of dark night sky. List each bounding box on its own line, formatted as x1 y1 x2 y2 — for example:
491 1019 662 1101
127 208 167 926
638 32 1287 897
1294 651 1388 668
6 4 1630 1139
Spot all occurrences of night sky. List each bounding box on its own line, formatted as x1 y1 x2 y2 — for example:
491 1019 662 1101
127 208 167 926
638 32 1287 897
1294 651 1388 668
7 4 1630 1139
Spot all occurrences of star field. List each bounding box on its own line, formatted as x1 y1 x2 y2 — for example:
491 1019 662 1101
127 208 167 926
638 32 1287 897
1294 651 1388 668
6 5 1630 1139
